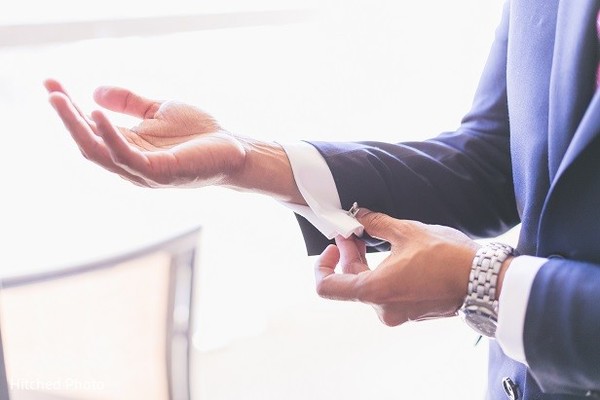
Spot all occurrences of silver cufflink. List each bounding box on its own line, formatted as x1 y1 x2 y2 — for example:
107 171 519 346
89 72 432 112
347 202 360 218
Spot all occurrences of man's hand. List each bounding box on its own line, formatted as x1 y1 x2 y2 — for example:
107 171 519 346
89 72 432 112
314 210 480 326
45 79 305 203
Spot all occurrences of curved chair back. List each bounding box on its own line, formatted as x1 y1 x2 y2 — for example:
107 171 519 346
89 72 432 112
0 227 200 400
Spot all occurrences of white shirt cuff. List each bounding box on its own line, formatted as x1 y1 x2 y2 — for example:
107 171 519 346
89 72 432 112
278 141 363 239
495 255 547 365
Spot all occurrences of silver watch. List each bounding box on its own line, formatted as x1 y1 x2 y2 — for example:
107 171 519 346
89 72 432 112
459 242 516 338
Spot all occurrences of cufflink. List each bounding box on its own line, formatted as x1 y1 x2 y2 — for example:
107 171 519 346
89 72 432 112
347 202 360 218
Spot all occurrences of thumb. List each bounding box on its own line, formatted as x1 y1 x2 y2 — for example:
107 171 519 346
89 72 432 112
355 208 399 243
93 86 160 119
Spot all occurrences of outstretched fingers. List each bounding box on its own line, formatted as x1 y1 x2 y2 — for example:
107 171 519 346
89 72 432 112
45 78 96 129
49 92 104 159
48 93 148 185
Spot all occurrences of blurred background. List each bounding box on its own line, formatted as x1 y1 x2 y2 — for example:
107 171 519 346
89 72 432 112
1 0 510 398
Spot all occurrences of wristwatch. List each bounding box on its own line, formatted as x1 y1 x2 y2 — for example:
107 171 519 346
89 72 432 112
459 242 517 338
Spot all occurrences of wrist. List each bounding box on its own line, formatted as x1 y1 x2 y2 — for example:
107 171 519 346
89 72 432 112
223 136 306 204
459 242 517 338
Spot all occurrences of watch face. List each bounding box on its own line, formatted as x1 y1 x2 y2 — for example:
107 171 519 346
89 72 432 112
460 304 498 338
464 314 496 337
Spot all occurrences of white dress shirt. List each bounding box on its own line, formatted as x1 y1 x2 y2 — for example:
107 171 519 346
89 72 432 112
280 141 547 366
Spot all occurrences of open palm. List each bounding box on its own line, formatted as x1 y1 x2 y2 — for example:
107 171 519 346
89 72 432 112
45 79 246 188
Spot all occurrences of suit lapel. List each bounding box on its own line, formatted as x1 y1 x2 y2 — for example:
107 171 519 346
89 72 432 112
554 90 600 179
547 0 598 182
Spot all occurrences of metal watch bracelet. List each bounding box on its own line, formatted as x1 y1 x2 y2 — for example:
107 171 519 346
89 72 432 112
460 242 517 338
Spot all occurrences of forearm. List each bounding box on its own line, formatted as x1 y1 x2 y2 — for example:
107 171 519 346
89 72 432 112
224 137 306 205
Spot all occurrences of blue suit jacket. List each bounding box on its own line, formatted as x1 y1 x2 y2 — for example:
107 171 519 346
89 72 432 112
295 0 600 398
